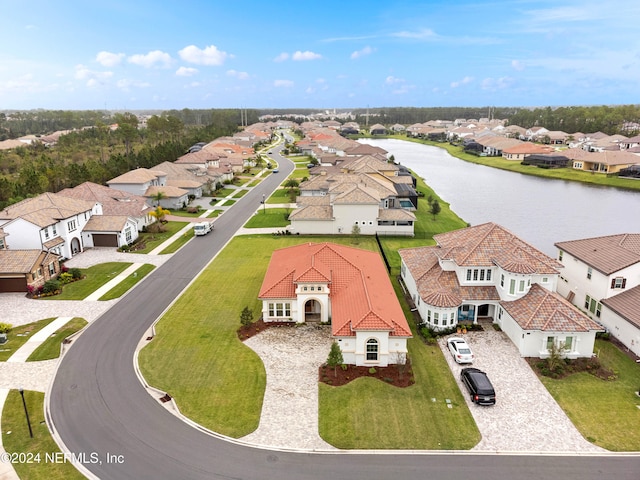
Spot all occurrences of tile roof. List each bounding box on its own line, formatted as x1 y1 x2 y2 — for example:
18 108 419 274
288 205 333 221
601 285 640 329
107 168 166 184
0 192 95 228
555 233 640 274
398 246 500 308
83 215 129 232
561 148 640 166
433 222 561 274
378 208 416 221
0 249 53 273
259 243 411 338
57 182 153 218
501 284 603 332
145 185 189 198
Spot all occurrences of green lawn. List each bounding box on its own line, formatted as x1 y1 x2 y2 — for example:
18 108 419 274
2 390 85 480
139 235 481 448
99 264 156 300
319 277 480 449
130 221 189 254
42 263 132 300
214 188 236 197
0 318 56 362
139 236 377 438
538 339 640 451
26 317 88 362
243 208 291 228
266 188 294 204
168 209 204 217
159 227 194 254
231 189 248 198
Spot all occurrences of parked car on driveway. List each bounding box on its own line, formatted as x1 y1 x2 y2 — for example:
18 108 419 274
447 337 474 364
460 367 496 406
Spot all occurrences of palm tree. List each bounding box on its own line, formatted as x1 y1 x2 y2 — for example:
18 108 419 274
152 190 166 206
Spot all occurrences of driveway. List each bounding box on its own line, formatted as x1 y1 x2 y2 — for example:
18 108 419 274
438 327 607 453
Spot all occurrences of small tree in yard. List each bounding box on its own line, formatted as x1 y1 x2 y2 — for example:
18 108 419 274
430 199 441 220
351 223 361 244
240 306 254 328
326 341 344 377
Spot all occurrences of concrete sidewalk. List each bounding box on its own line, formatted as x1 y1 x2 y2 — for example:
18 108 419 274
0 315 78 480
83 264 143 300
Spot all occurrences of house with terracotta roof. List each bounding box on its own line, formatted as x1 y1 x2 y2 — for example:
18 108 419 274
0 192 100 259
399 223 602 358
502 143 555 160
258 243 411 366
555 234 640 357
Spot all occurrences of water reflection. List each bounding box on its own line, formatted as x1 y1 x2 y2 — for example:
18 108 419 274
359 138 640 256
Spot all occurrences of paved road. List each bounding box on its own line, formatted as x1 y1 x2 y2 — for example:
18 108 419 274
48 144 639 480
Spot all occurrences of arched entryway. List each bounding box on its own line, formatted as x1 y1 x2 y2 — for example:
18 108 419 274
304 299 321 323
71 237 82 256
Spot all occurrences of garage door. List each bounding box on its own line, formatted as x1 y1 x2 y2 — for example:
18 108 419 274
92 234 119 247
0 277 27 292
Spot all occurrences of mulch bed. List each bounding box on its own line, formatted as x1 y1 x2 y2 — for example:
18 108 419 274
526 356 617 381
319 361 415 388
237 318 294 340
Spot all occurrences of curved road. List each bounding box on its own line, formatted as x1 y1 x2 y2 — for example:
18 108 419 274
49 144 638 480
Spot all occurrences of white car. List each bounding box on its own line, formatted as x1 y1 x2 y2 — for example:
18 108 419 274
447 337 474 364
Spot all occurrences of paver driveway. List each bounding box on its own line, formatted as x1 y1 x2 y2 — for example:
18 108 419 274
439 327 606 453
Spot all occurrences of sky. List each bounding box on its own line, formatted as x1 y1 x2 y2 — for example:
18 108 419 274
1 0 640 111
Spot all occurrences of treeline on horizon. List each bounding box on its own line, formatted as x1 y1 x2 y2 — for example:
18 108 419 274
0 111 242 210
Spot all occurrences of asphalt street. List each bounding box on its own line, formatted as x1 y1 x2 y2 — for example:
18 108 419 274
47 142 639 480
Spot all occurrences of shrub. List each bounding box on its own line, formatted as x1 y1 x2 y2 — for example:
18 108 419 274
42 279 61 294
368 367 377 375
340 364 348 371
0 322 12 334
59 272 73 284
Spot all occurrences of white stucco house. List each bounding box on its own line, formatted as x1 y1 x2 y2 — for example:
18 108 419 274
555 234 640 357
258 242 412 366
289 171 416 237
0 192 101 259
399 223 602 358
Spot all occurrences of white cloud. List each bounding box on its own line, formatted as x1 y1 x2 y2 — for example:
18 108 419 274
392 84 414 95
392 28 438 40
450 76 474 88
96 51 125 67
292 51 322 61
178 45 231 66
351 46 374 59
305 86 316 94
511 60 525 71
176 66 199 77
227 69 249 80
385 75 404 85
74 64 113 86
274 52 289 62
274 79 294 88
481 77 514 91
128 50 172 68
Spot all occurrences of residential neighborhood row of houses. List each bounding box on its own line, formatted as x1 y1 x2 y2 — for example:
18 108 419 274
0 119 638 366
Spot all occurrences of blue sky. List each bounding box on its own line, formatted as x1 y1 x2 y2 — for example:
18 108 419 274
1 0 639 110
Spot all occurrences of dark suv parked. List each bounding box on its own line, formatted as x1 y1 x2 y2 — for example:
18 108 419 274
460 367 496 406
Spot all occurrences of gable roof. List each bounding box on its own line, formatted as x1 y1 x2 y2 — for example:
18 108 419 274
107 168 166 185
0 249 57 273
0 192 95 228
57 182 152 218
601 284 640 329
555 233 640 275
258 243 411 338
501 284 602 332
